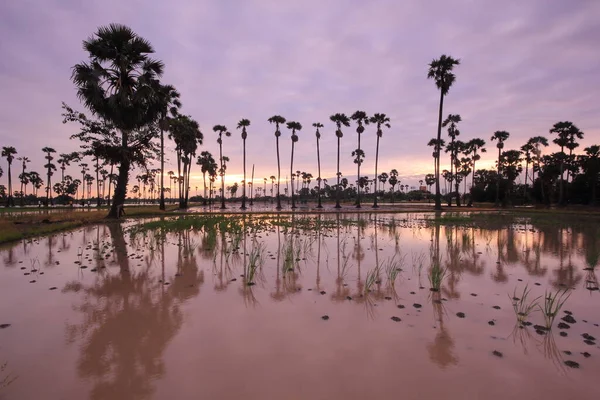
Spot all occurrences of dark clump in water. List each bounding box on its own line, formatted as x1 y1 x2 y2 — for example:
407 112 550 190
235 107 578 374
557 322 570 329
321 315 329 321
0 324 11 329
492 350 503 358
488 321 495 326
564 360 580 369
456 312 466 318
391 316 401 322
413 303 422 309
561 315 576 324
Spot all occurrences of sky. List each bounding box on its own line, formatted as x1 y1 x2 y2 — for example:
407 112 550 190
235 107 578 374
1 0 599 193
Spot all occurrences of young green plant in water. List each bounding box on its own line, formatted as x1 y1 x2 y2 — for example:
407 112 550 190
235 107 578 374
428 262 447 292
246 242 265 286
364 265 382 294
510 285 541 327
539 289 571 330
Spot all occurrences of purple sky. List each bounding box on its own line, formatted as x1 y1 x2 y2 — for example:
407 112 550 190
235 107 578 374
1 0 599 191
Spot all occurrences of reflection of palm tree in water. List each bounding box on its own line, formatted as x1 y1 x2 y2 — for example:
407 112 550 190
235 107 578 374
270 223 285 302
442 226 462 300
551 227 582 289
64 223 204 400
427 291 458 368
491 230 509 283
332 214 350 302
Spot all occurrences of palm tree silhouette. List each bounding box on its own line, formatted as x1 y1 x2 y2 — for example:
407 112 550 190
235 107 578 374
42 147 56 206
1 146 17 207
197 151 215 205
490 130 510 206
464 138 486 206
286 121 302 209
156 84 181 210
351 111 370 208
268 115 287 209
213 125 231 209
369 113 391 208
550 121 583 206
442 114 462 206
427 54 460 210
237 118 251 209
312 122 324 208
71 24 165 218
330 113 350 208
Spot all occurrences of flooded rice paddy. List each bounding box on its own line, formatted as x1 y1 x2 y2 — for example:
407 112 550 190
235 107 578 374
0 212 599 400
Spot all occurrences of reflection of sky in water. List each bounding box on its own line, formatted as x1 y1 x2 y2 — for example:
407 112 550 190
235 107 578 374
0 214 599 400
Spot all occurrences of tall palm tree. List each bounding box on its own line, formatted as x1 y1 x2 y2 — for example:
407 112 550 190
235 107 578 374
369 113 391 208
490 131 510 206
286 121 302 209
71 23 165 218
330 113 350 208
213 125 231 209
79 163 89 202
313 122 324 208
197 151 215 205
350 111 370 208
268 115 286 209
17 156 30 206
550 121 583 206
237 119 251 209
42 147 57 206
156 84 181 210
528 136 549 190
442 114 461 206
464 138 486 206
427 54 460 210
1 146 17 207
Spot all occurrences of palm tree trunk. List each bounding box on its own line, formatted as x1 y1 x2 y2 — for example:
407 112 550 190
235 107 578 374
95 158 101 207
219 141 226 209
468 155 476 207
356 132 361 208
373 134 380 208
159 129 166 210
449 139 454 207
523 159 529 200
241 138 247 209
107 158 130 218
434 90 444 211
290 141 296 209
558 146 564 206
335 136 341 208
495 147 501 206
7 162 13 207
317 137 322 208
276 135 282 209
202 172 207 205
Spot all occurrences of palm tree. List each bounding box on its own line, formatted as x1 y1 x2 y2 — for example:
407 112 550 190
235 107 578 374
350 111 370 208
1 146 17 207
313 122 324 208
16 156 30 206
269 175 276 202
427 54 461 210
71 24 165 218
268 115 286 209
197 151 215 205
79 163 89 202
378 172 389 194
42 147 57 206
389 171 398 203
286 121 302 209
330 113 351 208
156 84 181 210
464 138 486 206
528 136 549 190
442 114 461 206
490 131 510 206
550 121 583 206
213 125 231 209
369 113 391 208
237 118 251 209
580 145 600 204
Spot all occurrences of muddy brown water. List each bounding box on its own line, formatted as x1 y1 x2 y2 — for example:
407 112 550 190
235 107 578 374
0 213 599 400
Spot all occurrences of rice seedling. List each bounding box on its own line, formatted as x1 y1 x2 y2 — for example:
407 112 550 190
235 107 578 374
510 285 541 326
364 265 381 294
412 251 426 275
0 362 17 390
384 255 405 288
428 262 447 292
245 242 265 285
539 289 571 330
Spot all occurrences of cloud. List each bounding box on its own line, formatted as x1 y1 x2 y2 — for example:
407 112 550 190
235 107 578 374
1 0 599 190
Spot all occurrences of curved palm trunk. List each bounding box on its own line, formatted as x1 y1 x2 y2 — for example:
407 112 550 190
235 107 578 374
159 129 166 210
335 136 341 209
316 136 323 208
108 160 130 218
373 134 380 208
241 138 247 209
448 138 454 207
276 136 282 210
434 91 444 211
95 158 101 207
290 141 296 209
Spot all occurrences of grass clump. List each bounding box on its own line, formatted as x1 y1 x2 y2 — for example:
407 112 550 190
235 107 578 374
539 289 571 330
364 265 381 294
245 242 265 286
428 262 446 292
510 285 541 326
